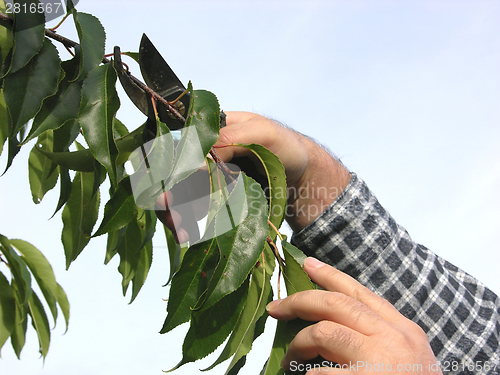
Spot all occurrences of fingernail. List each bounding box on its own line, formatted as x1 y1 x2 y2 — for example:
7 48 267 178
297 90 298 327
266 299 283 312
304 257 326 269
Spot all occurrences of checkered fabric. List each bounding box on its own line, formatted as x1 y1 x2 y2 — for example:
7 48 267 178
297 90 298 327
291 173 500 374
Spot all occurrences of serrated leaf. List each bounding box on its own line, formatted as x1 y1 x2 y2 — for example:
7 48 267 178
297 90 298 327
203 246 275 373
4 38 61 137
93 176 137 237
115 215 143 295
200 174 268 311
161 85 220 192
61 170 100 269
127 209 156 302
23 75 83 144
160 235 219 334
79 63 120 187
8 0 45 73
261 239 315 375
235 144 287 241
27 291 50 358
260 319 307 375
0 235 32 306
0 272 16 354
168 278 250 371
28 130 59 204
71 11 105 81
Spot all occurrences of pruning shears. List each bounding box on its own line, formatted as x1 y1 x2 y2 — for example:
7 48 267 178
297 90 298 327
113 34 197 142
114 34 207 242
113 34 268 243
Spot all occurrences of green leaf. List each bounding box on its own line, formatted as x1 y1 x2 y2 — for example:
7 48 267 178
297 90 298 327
0 1 14 69
260 318 310 375
2 129 20 175
27 291 50 358
168 278 250 371
115 215 143 294
79 63 120 187
161 85 220 192
129 237 153 304
121 51 139 64
128 118 174 209
9 239 68 329
0 272 16 355
10 294 27 359
282 238 316 295
71 11 105 81
3 38 61 137
0 90 8 157
23 75 83 144
163 225 188 287
104 226 126 265
261 239 315 375
8 0 45 74
61 171 100 269
28 130 59 204
0 235 32 306
93 176 137 237
52 166 72 217
160 235 220 334
200 174 268 311
37 147 96 172
203 246 275 373
235 144 287 240
55 283 70 332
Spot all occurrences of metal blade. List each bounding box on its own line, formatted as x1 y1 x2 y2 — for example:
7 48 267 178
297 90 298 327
113 46 150 118
139 34 190 130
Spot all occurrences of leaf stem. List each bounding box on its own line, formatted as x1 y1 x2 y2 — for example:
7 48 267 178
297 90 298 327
48 11 71 32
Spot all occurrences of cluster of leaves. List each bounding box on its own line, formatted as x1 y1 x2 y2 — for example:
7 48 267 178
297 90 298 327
0 1 315 373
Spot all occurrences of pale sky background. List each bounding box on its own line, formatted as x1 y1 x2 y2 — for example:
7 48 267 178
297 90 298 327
1 1 499 374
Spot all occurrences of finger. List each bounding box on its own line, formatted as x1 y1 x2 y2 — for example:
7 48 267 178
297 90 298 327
215 113 281 162
155 191 174 211
303 257 401 321
155 208 182 232
267 290 386 336
281 320 364 371
173 227 189 244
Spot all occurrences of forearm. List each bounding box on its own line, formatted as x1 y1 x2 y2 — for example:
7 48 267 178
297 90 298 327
285 135 351 233
292 174 500 369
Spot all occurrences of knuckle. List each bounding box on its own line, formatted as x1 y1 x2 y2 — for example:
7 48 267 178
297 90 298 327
310 321 362 350
218 128 237 145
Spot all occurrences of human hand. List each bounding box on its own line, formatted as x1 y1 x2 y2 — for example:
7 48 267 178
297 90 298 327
155 111 352 242
266 257 442 374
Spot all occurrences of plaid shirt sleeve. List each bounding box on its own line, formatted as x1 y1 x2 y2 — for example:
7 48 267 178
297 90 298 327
291 173 500 374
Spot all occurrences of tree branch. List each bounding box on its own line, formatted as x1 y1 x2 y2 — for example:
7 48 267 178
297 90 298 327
1 11 237 185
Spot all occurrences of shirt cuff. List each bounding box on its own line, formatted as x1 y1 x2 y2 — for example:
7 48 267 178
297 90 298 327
291 173 399 278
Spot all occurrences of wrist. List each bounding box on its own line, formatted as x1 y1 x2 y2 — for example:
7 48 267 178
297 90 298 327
285 137 351 232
